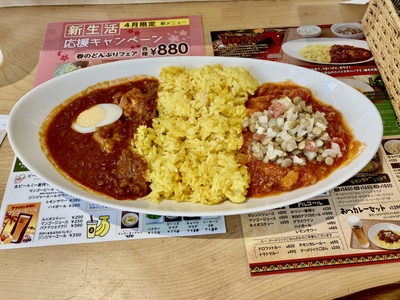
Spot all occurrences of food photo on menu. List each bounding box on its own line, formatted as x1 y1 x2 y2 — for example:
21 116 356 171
211 21 398 135
282 23 373 66
211 22 373 64
210 22 390 107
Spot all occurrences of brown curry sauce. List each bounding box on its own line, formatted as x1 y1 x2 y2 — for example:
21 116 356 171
330 44 372 64
40 77 159 200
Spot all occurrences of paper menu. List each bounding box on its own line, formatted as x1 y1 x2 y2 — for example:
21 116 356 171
35 16 204 85
1 152 226 250
0 15 228 250
211 23 400 275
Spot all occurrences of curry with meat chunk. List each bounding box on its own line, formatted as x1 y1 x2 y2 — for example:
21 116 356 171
329 44 372 64
40 76 158 200
299 44 372 64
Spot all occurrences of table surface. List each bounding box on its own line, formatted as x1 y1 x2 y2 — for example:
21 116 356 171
1 1 399 299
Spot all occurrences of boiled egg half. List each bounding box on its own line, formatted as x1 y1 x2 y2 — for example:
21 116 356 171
72 103 123 133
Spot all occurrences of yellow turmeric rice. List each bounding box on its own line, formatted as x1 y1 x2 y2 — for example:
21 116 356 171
133 64 259 205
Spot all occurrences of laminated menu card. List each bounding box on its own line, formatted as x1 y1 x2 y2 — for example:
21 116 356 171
211 23 400 275
0 15 228 250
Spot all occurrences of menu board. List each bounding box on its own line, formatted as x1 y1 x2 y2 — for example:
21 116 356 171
0 15 228 250
211 24 400 275
35 16 204 85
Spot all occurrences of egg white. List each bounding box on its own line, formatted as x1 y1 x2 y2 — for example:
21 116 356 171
72 103 123 133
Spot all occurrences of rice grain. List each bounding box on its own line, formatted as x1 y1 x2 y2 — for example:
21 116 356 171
133 64 259 205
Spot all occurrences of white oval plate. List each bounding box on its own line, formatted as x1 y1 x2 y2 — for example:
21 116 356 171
368 223 400 250
8 56 383 216
282 38 374 65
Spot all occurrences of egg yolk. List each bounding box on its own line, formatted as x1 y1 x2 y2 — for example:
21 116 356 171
76 105 106 128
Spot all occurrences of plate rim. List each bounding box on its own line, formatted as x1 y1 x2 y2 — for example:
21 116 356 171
337 78 374 92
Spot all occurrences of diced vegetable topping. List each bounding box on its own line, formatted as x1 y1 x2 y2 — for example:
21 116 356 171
242 96 344 167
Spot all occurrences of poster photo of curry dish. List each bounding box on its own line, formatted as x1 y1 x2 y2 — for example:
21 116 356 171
211 23 375 68
280 23 374 67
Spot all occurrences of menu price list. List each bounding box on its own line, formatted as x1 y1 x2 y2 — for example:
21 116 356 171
242 149 400 275
0 157 226 249
243 198 343 259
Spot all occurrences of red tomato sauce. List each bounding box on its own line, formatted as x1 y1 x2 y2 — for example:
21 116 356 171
242 81 361 197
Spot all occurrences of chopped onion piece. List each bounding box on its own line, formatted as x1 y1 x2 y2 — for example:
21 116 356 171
243 95 343 167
